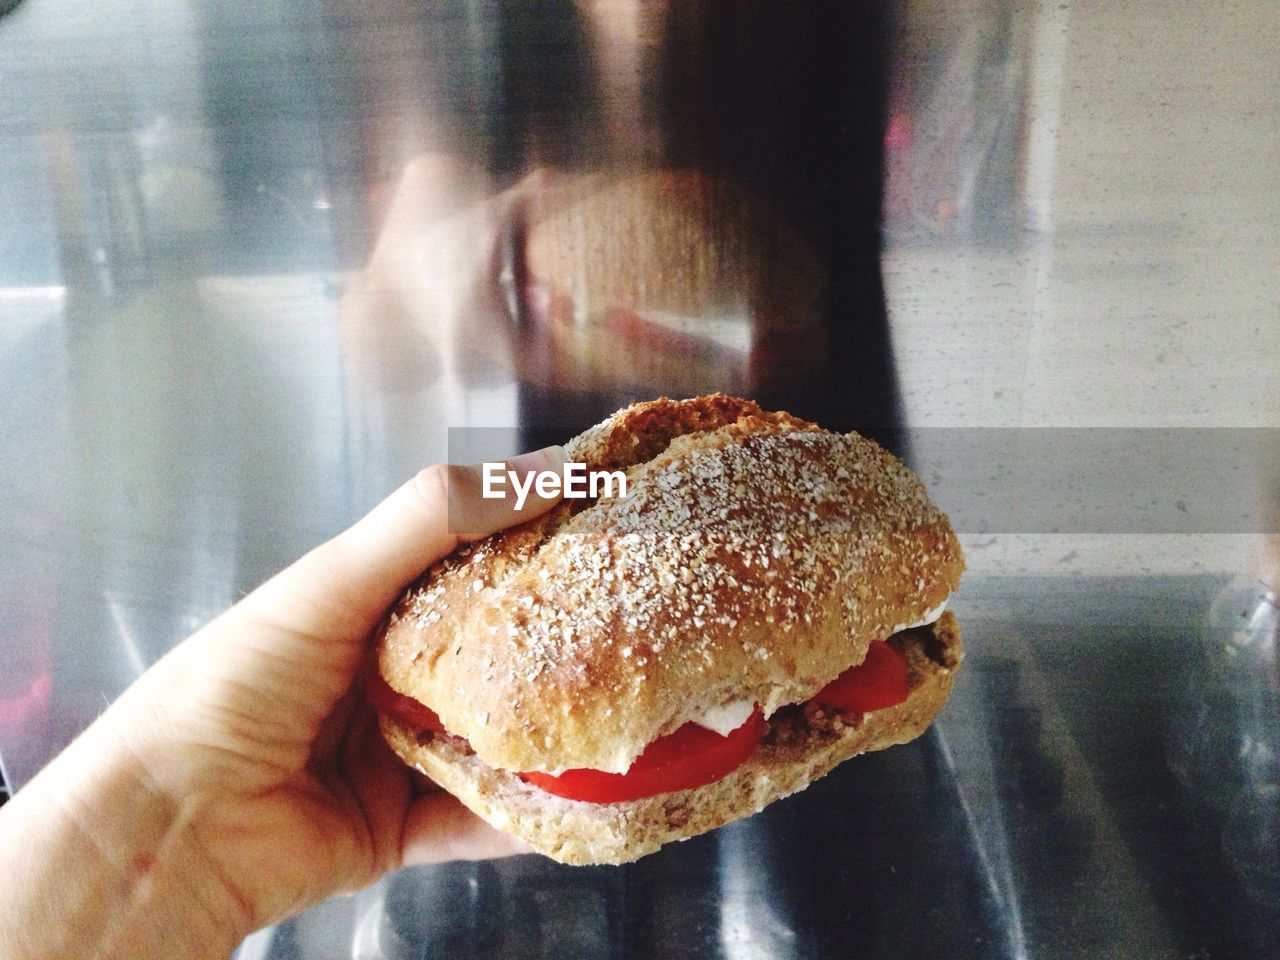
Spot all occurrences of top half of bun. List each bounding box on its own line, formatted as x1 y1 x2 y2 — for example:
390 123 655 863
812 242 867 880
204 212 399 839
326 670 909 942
376 395 963 775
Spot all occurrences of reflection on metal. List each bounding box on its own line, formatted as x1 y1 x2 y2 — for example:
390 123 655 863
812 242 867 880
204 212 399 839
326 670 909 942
885 0 1028 241
104 593 149 678
0 286 66 300
934 711 1029 960
1168 577 1280 905
944 590 1184 958
1022 0 1072 235
717 820 798 960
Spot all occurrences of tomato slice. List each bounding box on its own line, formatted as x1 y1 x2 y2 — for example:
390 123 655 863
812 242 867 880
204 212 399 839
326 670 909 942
365 672 447 735
367 639 906 807
522 708 766 803
813 641 909 714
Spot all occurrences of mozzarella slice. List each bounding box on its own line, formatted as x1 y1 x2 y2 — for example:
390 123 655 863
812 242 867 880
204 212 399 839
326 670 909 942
691 699 756 735
687 597 949 734
890 598 948 635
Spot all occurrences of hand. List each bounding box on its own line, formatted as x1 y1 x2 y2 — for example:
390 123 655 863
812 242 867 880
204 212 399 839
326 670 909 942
0 446 567 958
338 154 525 392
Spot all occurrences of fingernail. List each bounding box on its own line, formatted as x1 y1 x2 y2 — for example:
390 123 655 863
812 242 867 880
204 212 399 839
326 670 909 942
507 444 568 477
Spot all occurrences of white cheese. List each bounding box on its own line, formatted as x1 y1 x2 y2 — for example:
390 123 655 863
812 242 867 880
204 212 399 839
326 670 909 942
691 698 756 735
889 598 948 635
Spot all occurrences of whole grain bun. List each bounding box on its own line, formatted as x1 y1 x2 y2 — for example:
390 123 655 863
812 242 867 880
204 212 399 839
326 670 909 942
376 395 964 775
382 612 962 865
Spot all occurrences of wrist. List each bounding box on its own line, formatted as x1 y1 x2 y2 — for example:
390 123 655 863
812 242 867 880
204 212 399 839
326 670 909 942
0 708 251 959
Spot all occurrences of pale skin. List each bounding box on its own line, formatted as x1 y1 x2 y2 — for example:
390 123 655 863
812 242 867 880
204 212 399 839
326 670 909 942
0 446 568 959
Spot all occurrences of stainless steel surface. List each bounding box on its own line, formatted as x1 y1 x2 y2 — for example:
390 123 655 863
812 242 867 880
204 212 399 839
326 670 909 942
1 0 1278 957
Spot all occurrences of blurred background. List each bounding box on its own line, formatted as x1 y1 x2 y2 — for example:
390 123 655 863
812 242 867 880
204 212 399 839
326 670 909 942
0 0 1276 957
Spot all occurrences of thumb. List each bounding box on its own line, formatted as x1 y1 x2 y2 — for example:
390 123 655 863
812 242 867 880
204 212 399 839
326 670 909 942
236 445 569 645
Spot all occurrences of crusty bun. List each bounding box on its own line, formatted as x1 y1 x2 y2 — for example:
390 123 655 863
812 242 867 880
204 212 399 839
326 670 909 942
374 394 964 862
382 612 961 865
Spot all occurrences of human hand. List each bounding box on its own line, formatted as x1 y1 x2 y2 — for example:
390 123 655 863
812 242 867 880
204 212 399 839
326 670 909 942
0 446 567 958
338 154 527 392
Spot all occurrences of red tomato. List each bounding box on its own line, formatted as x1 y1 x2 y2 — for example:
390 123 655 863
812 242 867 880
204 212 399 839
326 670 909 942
365 672 447 735
522 708 766 803
813 641 909 714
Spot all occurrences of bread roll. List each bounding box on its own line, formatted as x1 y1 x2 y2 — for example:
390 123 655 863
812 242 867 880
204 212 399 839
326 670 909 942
374 394 964 862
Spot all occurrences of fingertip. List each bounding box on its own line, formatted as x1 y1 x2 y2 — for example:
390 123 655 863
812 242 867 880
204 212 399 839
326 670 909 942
449 445 568 540
401 792 533 866
508 444 569 476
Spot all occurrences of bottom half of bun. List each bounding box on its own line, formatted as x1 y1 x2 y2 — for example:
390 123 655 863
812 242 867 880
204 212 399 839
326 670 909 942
379 612 963 865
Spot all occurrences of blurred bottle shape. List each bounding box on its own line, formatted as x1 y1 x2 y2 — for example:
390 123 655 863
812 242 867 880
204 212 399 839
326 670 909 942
1167 575 1280 905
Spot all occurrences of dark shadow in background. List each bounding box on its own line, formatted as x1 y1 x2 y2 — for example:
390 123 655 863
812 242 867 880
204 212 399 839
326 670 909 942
510 0 905 449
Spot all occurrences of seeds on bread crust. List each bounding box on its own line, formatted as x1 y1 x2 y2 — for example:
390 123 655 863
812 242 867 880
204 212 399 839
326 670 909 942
376 395 963 774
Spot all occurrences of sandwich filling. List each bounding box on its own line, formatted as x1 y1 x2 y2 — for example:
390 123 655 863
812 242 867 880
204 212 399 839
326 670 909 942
368 610 946 805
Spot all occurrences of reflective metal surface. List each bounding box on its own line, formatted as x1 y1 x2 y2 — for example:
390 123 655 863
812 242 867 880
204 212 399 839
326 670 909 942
2 0 1278 956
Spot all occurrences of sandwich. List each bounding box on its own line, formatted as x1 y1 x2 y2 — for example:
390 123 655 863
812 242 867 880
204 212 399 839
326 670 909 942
368 394 964 865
